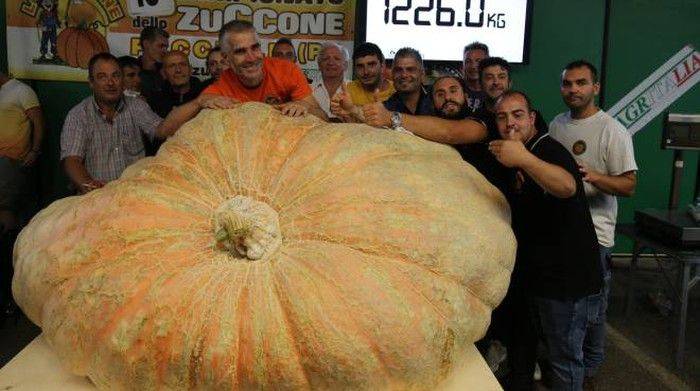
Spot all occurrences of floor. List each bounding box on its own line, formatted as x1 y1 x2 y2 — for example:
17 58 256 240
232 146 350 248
1 257 698 390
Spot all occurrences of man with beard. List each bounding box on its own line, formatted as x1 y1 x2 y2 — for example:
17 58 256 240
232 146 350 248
432 75 508 192
489 90 603 391
549 60 637 390
312 42 349 120
61 53 176 194
346 42 395 105
462 41 489 111
161 20 327 129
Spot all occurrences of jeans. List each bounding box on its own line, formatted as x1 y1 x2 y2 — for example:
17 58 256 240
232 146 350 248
583 245 612 377
532 291 604 391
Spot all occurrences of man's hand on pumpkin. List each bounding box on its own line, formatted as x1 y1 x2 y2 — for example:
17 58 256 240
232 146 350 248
277 102 308 117
79 179 105 194
197 94 239 110
362 102 391 128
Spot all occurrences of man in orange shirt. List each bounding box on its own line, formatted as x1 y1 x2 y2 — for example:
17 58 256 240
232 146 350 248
159 21 326 135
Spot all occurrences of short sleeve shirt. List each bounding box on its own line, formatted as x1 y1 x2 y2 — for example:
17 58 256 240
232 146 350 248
549 110 638 247
60 95 162 183
0 79 40 160
507 132 602 299
203 57 311 104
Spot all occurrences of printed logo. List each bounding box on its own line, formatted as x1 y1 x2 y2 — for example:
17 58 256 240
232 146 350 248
572 140 587 156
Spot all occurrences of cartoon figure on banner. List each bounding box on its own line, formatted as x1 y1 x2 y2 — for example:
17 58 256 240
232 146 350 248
34 0 61 64
56 0 110 69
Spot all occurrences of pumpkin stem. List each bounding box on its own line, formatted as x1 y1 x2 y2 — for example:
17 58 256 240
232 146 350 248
213 196 281 261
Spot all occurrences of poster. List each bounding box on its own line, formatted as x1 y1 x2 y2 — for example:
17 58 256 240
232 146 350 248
5 0 356 82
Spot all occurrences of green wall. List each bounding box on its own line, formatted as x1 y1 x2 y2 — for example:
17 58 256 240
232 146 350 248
2 1 700 251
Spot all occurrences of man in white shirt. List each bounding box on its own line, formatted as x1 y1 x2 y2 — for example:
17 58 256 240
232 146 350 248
311 42 349 121
549 60 638 389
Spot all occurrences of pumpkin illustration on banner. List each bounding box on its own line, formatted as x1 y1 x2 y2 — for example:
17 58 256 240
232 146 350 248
12 103 516 389
57 0 109 69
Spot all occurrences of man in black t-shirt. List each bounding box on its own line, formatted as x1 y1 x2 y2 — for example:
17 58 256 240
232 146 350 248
431 74 508 193
488 91 603 391
144 50 206 155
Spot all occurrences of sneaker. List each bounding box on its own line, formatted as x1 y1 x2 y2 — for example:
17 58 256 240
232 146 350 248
485 340 508 373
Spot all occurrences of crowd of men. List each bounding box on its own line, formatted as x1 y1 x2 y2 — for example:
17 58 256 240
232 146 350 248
0 19 638 391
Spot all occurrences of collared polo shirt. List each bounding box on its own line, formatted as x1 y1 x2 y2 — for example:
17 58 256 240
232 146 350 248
506 130 602 300
382 87 434 116
60 95 162 183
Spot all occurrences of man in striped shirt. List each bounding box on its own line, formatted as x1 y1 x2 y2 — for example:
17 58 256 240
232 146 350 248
60 53 175 193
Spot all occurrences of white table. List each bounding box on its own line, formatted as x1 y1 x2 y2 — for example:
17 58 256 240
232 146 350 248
1 334 502 390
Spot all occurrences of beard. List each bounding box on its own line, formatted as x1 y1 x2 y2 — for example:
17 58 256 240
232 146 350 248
437 100 470 120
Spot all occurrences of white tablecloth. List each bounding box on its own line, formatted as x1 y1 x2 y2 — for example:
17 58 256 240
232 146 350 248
1 334 502 390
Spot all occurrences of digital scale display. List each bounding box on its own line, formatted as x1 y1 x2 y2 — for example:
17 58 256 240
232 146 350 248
364 0 530 62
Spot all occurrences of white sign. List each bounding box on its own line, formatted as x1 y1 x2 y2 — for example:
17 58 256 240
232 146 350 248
608 45 700 135
127 0 176 17
365 0 530 62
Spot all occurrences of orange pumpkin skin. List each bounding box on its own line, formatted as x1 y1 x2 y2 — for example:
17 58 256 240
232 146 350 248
13 103 516 389
57 27 109 69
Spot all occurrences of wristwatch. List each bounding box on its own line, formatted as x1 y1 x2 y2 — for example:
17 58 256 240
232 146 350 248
390 111 402 129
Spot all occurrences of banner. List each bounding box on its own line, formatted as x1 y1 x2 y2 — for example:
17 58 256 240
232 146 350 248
6 0 356 82
608 45 700 135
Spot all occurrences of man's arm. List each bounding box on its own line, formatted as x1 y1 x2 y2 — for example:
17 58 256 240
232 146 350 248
155 94 238 139
63 156 104 193
301 94 328 120
362 102 488 144
578 164 636 197
489 140 576 198
22 106 44 166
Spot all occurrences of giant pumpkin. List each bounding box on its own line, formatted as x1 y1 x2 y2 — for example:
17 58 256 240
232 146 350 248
13 103 516 389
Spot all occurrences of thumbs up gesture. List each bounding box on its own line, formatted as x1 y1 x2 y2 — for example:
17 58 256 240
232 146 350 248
362 96 392 128
331 83 359 122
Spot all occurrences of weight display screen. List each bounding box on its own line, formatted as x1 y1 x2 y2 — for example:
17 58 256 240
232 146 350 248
365 0 530 62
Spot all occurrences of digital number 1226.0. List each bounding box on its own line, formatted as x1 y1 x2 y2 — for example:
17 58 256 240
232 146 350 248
384 0 485 27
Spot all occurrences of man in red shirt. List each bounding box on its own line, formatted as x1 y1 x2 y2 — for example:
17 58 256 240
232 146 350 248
159 21 326 135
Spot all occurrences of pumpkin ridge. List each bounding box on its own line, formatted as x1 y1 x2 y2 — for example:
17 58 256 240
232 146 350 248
275 249 396 385
287 235 497 322
254 110 328 195
266 126 363 201
276 149 435 217
123 163 222 213
285 239 453 325
278 198 428 232
288 235 464 296
157 143 230 202
268 267 316 390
